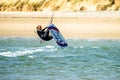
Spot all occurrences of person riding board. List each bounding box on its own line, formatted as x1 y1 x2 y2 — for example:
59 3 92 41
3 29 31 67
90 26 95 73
36 25 53 41
36 12 68 47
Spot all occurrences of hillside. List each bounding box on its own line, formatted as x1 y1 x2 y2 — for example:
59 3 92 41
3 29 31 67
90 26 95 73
0 0 120 12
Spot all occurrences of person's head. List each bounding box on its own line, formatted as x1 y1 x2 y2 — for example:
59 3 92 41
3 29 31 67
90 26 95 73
37 25 42 30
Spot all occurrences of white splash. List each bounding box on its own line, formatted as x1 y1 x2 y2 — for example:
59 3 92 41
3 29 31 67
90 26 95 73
0 49 42 57
28 56 34 59
0 45 57 57
91 46 99 49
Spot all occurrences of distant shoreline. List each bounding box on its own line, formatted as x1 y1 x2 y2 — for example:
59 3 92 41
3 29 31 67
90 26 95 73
0 11 120 18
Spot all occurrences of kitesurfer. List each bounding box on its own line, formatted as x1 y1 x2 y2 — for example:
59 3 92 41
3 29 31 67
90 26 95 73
36 25 53 41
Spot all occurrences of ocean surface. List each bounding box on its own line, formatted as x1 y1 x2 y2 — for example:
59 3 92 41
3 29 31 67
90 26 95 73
0 37 120 80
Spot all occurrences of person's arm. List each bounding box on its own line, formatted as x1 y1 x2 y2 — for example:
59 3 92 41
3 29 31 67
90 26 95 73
34 30 37 34
41 27 48 32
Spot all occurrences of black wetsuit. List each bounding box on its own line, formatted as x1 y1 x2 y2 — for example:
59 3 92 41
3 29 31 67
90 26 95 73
37 27 53 41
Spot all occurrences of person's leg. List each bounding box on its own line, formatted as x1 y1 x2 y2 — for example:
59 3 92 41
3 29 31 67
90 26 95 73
44 29 49 38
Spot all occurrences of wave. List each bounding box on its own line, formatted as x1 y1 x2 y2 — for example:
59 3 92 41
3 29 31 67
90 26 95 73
0 45 57 57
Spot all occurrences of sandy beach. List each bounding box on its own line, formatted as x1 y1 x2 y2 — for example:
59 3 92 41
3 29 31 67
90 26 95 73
0 12 120 39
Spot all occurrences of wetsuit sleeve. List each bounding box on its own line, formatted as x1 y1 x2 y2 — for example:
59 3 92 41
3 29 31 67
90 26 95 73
41 27 48 32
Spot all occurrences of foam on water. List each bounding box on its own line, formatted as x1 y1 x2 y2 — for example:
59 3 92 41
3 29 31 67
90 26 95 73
0 45 57 57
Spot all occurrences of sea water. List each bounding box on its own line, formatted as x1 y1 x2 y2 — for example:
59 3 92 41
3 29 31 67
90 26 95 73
0 37 120 80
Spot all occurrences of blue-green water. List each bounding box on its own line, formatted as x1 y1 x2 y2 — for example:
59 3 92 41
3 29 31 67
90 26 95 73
0 37 120 80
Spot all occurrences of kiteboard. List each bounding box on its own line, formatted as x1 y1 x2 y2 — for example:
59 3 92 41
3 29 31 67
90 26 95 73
48 24 68 47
